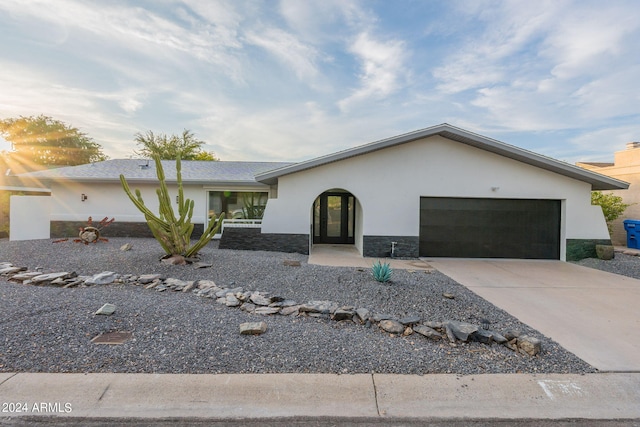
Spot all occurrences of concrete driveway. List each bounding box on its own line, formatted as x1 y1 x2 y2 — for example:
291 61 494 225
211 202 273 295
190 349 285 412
427 259 640 372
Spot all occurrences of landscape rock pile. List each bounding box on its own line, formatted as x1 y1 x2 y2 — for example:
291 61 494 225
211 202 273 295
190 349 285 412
0 261 541 356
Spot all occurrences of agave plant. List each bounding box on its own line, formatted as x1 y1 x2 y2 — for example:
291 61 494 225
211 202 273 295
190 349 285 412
119 154 224 259
371 260 393 283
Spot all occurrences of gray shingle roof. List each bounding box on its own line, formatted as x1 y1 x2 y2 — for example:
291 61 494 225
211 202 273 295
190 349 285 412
16 159 294 184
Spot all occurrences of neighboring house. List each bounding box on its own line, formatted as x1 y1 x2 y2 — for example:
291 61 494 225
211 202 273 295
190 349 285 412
577 142 640 246
13 124 628 261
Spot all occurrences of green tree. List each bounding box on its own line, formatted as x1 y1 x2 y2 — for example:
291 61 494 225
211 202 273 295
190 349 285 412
133 129 218 161
191 150 219 161
0 115 107 166
591 191 631 233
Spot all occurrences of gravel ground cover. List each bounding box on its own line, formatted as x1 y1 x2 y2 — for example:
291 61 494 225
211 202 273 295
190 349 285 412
573 252 640 279
0 238 595 374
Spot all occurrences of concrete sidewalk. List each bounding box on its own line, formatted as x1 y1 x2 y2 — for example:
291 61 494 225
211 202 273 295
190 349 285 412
428 259 640 372
1 372 639 422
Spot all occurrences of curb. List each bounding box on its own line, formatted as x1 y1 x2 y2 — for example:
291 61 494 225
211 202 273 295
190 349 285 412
1 373 639 421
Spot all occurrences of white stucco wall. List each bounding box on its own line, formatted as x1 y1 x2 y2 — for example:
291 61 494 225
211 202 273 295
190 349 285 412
10 195 50 240
262 135 609 247
354 198 364 253
49 182 209 224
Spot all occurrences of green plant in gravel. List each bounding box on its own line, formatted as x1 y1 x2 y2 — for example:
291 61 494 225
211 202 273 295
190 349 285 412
119 154 225 259
371 260 392 282
591 191 631 234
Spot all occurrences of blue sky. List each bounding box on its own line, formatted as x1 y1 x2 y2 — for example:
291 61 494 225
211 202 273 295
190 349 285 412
0 0 639 164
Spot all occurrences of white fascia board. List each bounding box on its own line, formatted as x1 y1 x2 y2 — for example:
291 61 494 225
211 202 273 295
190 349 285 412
0 186 51 193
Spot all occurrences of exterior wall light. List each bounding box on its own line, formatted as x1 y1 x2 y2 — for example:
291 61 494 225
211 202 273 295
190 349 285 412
81 194 88 202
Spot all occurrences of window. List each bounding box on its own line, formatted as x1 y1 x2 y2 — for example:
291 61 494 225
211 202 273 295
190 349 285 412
208 191 268 220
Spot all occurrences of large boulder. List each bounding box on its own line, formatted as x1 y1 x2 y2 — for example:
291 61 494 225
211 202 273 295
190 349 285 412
596 245 614 260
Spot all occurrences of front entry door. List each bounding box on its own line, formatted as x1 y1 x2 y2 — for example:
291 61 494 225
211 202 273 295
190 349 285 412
313 192 355 244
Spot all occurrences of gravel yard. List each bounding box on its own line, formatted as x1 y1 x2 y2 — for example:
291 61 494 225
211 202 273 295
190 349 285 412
0 237 601 375
574 251 640 279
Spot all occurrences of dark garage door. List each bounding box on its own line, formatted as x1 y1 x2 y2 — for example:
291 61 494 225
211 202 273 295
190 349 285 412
419 197 560 259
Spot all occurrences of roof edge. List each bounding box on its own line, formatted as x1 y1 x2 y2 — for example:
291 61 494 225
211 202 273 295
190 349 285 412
255 123 629 190
0 186 51 193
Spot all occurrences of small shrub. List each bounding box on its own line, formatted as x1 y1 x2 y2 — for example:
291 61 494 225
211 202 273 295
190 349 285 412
591 191 631 234
371 260 392 283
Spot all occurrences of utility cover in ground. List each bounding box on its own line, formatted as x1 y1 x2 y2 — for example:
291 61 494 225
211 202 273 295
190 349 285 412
91 331 133 345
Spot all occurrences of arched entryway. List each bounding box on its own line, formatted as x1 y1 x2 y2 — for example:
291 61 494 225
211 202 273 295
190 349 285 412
312 190 356 244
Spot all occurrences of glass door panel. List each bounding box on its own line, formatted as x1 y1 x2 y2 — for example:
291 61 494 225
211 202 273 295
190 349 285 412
326 195 342 238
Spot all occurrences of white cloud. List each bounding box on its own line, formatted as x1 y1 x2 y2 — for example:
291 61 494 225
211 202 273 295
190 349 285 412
572 66 640 121
172 87 412 162
104 91 146 115
338 32 409 111
470 84 571 131
244 27 324 83
277 0 411 108
428 0 640 146
0 60 147 116
566 125 640 162
182 0 244 33
540 5 639 81
433 1 562 94
279 0 376 42
0 0 247 82
0 61 144 156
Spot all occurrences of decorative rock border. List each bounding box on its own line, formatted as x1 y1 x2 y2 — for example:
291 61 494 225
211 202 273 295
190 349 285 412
0 261 541 356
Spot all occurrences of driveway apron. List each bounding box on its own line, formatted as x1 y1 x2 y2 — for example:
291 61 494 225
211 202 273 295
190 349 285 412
427 259 640 372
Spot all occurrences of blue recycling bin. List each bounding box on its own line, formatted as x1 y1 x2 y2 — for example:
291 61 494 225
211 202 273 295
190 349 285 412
623 219 640 249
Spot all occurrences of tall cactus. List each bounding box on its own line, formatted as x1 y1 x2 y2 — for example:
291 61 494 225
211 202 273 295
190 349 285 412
119 154 225 258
